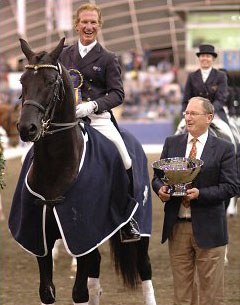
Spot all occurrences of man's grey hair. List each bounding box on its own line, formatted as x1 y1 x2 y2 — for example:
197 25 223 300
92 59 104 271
188 97 214 115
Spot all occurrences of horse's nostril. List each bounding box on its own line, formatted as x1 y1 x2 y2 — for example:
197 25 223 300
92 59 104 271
29 124 37 134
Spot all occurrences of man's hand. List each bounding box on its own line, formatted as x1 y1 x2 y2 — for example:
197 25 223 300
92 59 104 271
185 187 199 200
158 185 171 202
76 101 97 118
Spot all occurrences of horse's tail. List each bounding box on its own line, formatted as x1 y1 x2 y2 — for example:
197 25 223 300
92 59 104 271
110 233 139 289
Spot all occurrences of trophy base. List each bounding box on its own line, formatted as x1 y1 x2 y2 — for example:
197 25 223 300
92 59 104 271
168 183 192 197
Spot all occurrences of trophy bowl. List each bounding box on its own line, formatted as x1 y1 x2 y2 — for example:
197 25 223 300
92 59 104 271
152 157 204 196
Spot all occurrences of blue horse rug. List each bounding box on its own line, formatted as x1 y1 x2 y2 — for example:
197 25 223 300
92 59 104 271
9 124 151 257
120 128 152 237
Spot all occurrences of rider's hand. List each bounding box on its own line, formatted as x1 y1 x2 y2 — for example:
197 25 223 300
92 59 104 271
158 185 171 202
76 101 97 118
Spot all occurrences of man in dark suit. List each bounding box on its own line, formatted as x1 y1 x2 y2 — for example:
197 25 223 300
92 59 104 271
152 97 238 305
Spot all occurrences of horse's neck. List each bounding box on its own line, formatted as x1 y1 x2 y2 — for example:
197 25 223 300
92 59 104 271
29 126 83 199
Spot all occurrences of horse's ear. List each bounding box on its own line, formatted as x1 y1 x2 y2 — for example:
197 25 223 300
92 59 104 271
49 38 65 63
19 38 35 61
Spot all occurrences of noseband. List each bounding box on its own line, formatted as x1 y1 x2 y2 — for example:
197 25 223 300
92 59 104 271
23 63 79 139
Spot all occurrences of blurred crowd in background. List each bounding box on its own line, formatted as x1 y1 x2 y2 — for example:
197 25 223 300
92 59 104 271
0 47 240 148
120 48 182 121
0 49 183 123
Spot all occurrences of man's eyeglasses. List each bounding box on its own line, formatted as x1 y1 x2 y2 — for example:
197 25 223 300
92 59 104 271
183 111 210 117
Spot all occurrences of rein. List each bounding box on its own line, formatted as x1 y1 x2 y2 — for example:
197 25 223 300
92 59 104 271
24 63 79 138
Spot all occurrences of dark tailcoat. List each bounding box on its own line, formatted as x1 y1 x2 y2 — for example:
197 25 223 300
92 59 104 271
59 42 124 114
182 68 228 123
152 133 238 249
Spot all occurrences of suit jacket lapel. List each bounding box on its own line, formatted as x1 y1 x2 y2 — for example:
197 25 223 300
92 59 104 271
199 133 215 169
194 70 206 92
70 43 82 71
81 42 102 68
69 42 102 71
174 134 188 157
191 133 215 185
205 68 216 85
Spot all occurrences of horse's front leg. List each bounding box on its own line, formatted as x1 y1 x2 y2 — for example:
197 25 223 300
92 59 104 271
88 249 102 305
72 254 91 304
37 252 55 305
37 208 59 305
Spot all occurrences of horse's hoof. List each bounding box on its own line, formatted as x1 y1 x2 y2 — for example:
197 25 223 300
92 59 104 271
88 286 102 305
39 285 55 305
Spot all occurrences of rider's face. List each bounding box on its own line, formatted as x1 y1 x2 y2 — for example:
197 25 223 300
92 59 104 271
198 54 215 70
75 10 100 46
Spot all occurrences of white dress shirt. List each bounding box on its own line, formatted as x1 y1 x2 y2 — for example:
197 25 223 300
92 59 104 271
201 67 212 83
78 40 97 58
178 130 209 218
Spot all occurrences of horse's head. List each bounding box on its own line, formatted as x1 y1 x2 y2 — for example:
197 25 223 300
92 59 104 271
18 38 68 142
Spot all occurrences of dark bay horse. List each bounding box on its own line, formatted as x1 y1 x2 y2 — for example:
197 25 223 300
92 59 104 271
9 38 155 305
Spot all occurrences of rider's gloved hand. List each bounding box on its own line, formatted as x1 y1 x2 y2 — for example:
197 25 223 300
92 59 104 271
76 101 98 118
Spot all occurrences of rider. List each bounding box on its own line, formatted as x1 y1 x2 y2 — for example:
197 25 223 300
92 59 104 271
181 44 236 144
59 3 140 243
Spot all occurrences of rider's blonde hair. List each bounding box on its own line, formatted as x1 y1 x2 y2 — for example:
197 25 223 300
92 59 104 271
74 3 103 28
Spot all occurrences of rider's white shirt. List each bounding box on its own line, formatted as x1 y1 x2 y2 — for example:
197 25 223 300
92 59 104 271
201 67 212 83
78 39 97 58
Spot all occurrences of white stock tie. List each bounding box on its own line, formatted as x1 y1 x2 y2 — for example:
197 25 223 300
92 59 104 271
81 47 88 58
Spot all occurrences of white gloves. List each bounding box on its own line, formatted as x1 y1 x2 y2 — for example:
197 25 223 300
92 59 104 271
76 101 97 118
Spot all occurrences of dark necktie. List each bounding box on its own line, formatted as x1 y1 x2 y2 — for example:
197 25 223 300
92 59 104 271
182 138 198 208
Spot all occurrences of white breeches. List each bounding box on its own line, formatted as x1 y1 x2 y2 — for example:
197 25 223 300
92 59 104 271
89 112 132 169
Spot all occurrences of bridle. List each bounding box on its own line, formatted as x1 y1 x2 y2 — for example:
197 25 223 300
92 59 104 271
22 63 79 140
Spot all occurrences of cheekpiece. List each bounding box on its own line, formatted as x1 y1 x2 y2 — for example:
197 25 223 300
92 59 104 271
152 157 204 196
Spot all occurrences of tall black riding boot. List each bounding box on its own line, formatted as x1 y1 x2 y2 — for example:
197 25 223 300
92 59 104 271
120 167 141 243
120 217 141 243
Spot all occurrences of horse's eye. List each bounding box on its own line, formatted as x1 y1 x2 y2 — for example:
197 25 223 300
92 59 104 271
47 78 56 86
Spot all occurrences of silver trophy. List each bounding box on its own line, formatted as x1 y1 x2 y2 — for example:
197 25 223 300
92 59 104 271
152 157 204 196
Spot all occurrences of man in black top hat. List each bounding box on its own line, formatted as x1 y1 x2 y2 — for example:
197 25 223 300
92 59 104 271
180 43 237 145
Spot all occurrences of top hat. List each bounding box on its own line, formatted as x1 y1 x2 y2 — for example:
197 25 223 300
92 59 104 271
196 44 217 58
